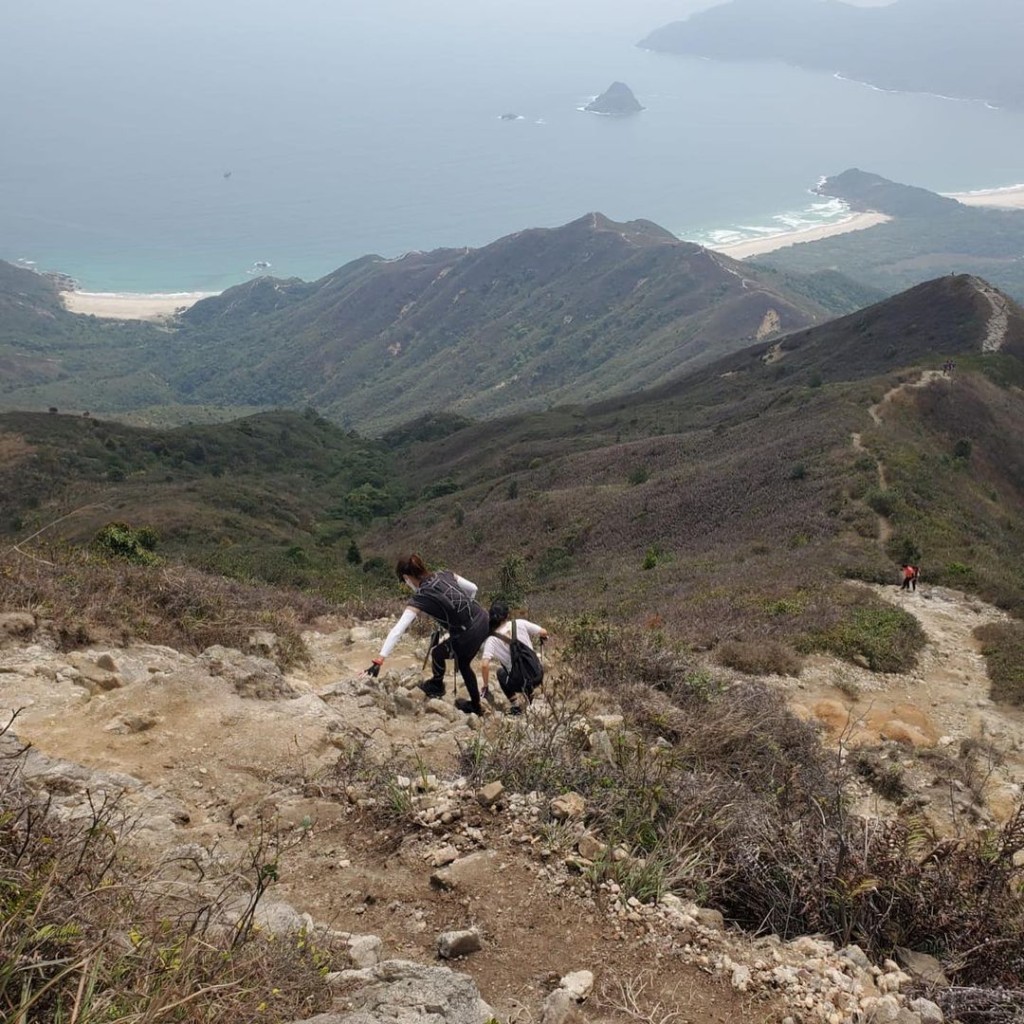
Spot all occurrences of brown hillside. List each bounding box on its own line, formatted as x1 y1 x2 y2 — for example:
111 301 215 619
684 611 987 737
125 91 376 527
369 275 1024 649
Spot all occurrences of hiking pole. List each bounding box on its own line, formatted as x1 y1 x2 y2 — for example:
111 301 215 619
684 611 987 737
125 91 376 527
422 628 442 672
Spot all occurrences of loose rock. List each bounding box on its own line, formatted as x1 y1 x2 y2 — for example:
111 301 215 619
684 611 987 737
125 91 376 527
437 928 482 959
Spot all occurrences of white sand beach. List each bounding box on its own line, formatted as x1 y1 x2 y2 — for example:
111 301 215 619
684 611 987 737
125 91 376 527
712 211 892 260
61 291 216 320
945 184 1024 210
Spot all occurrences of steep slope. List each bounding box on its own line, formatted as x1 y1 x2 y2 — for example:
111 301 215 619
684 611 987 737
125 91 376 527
641 0 1024 109
160 214 852 430
367 275 1024 647
758 171 1024 302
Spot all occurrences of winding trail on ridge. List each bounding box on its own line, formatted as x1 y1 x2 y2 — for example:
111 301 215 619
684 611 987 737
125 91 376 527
968 274 1011 353
851 369 947 548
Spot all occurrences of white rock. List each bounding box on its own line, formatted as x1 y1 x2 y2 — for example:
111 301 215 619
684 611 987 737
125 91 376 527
909 997 944 1024
560 970 594 1001
730 964 751 992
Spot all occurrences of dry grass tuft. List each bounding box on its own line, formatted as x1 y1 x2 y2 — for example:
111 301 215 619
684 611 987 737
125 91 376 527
0 712 332 1023
714 639 803 677
0 544 331 666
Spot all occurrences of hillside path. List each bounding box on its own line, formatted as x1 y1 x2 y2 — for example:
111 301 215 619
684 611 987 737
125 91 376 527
852 369 947 547
968 274 1011 352
788 583 1024 821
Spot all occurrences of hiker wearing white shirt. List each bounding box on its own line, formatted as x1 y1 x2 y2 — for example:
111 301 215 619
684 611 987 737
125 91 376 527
480 600 547 711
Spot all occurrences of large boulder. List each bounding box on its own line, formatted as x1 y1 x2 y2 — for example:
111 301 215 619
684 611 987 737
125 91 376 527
199 645 300 699
290 959 492 1024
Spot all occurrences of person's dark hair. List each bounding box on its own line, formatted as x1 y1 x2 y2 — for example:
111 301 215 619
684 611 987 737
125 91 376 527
488 599 509 632
396 554 428 582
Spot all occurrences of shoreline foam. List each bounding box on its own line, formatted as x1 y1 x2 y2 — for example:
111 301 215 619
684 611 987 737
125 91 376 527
709 211 892 260
61 291 217 321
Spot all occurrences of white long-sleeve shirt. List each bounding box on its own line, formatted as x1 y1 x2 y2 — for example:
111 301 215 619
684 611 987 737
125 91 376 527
378 574 478 658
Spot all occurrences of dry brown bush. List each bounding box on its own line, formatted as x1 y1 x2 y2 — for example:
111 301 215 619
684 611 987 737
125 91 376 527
0 712 332 1022
714 639 803 676
0 544 332 665
462 621 1024 988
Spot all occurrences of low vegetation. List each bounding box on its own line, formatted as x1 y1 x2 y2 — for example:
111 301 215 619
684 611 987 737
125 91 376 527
458 624 1024 986
0 545 331 665
0 715 331 1023
799 600 925 673
0 408 403 601
714 639 803 676
975 621 1024 705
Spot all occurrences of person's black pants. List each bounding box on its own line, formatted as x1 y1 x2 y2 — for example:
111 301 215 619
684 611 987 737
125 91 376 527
430 612 489 707
497 666 537 704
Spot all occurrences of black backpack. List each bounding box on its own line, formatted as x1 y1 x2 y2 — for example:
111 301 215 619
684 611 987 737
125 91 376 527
492 620 544 696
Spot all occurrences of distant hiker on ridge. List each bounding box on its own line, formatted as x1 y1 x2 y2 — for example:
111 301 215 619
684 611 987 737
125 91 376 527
480 600 548 715
365 554 489 716
900 564 919 592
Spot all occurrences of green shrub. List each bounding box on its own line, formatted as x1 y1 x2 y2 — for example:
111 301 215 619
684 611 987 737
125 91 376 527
801 603 925 673
975 621 1024 705
495 554 531 604
92 522 160 565
346 538 362 565
865 487 897 517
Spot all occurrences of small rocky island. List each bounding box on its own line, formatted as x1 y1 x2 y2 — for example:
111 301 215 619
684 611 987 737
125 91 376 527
585 81 644 115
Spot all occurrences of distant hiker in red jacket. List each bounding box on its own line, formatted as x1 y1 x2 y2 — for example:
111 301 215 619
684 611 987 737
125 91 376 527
900 564 919 591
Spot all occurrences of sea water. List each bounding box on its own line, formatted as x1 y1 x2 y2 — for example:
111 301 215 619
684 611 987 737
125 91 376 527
3 0 1024 293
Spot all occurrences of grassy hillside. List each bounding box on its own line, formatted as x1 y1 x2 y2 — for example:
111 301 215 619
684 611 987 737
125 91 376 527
0 408 400 596
158 214 858 430
0 216 877 430
4 276 1023 681
758 170 1024 301
366 276 1024 664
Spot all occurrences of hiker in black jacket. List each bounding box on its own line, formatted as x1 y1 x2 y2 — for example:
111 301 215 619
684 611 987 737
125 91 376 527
365 554 489 715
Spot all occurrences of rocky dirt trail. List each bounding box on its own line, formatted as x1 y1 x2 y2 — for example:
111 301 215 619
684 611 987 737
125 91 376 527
783 583 1024 825
0 611 962 1024
967 275 1011 353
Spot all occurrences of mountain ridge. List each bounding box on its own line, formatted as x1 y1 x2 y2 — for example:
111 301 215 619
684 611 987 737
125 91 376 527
0 215 877 430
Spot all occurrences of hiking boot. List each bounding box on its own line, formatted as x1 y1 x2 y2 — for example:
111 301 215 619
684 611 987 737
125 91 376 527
418 678 446 699
454 697 483 716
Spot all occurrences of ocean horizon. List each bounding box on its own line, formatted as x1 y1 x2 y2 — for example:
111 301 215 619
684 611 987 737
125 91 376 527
4 1 1024 293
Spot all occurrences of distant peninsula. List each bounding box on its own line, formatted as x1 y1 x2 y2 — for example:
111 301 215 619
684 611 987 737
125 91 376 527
585 82 644 115
640 0 1024 109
